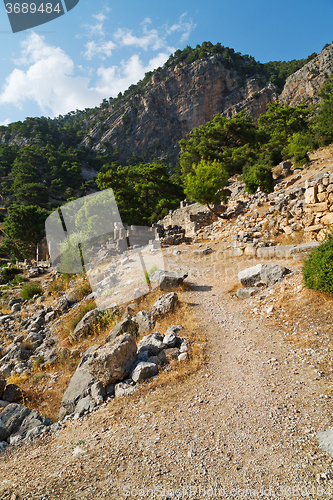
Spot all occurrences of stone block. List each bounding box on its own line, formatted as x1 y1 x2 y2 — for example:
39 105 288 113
256 247 275 259
304 186 318 204
236 287 257 299
305 202 329 213
244 246 256 257
317 192 328 202
304 224 323 232
230 248 243 257
321 213 333 225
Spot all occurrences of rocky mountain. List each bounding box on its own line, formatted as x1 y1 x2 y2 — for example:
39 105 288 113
80 43 333 166
81 55 279 165
279 43 333 107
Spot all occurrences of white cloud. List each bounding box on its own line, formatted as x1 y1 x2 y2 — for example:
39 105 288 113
167 13 196 43
80 11 195 60
114 26 165 51
0 119 10 126
84 40 116 60
93 13 107 22
0 33 100 116
96 52 170 96
0 13 196 119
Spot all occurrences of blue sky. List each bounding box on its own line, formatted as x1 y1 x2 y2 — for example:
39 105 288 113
1 0 333 126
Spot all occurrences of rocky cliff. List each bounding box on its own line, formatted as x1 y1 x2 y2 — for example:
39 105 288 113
279 43 333 107
82 44 333 167
81 55 278 165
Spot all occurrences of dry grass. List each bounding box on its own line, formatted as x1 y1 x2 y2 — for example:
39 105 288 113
5 286 204 421
272 229 305 246
269 278 333 391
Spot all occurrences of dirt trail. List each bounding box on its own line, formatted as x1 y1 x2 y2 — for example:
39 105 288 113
1 247 333 499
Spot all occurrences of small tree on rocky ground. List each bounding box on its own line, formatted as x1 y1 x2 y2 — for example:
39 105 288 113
184 158 228 218
303 231 333 295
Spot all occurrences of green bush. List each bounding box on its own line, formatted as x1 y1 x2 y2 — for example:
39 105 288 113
244 164 273 194
303 232 333 295
1 266 21 283
20 282 43 300
285 132 312 166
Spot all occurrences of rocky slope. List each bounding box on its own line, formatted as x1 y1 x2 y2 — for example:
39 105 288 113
81 44 333 166
158 145 333 252
279 43 333 107
81 55 278 165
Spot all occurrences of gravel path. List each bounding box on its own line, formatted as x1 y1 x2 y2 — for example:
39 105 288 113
1 248 333 500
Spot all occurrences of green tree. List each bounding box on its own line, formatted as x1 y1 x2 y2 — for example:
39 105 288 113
13 182 49 207
258 102 310 160
244 164 273 194
179 111 258 178
97 163 183 225
184 159 228 217
0 204 49 259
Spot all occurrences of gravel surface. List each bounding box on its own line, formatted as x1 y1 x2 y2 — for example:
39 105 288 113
1 248 333 500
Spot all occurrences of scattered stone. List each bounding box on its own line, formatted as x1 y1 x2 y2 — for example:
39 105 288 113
236 287 258 299
151 292 178 320
130 361 158 383
114 380 137 398
178 352 189 362
137 332 164 355
135 310 154 335
72 308 100 340
105 318 138 343
150 270 188 290
79 333 137 386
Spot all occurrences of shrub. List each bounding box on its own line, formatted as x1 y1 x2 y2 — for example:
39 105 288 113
1 266 21 283
244 164 273 194
9 275 28 285
285 132 312 166
303 231 333 295
20 282 43 300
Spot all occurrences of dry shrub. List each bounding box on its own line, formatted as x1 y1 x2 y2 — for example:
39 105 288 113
55 299 96 340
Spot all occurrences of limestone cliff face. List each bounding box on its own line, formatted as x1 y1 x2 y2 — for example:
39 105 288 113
79 43 333 166
81 55 277 165
279 44 333 107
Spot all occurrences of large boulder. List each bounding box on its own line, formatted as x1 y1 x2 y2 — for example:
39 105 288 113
151 293 178 320
137 332 164 355
260 264 290 285
11 409 44 438
238 264 290 287
2 384 23 403
61 367 104 415
0 345 30 367
150 270 188 291
72 308 100 340
130 362 158 383
0 404 32 439
79 333 137 386
238 264 263 287
105 318 138 343
0 378 5 398
135 310 154 336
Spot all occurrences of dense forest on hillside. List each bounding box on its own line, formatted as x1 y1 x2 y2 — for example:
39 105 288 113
0 42 332 260
166 41 319 91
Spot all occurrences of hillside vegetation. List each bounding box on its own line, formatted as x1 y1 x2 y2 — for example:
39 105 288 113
0 42 332 260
